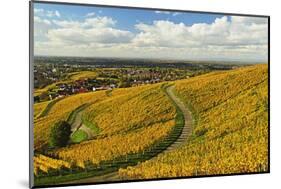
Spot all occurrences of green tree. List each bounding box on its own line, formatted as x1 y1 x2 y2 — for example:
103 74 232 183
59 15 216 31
49 121 71 148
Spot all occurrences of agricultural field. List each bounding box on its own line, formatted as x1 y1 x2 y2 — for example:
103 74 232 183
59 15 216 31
67 71 98 81
33 101 49 118
51 84 176 165
32 64 268 186
118 64 268 178
33 83 180 185
34 91 108 150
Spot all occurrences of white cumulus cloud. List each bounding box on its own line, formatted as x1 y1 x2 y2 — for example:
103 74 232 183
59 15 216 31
132 16 268 54
34 12 268 61
35 15 134 54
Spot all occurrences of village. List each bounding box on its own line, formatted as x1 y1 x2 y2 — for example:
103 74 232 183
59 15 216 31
33 58 217 102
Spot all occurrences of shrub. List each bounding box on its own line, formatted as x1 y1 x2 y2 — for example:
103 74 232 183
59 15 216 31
49 121 71 148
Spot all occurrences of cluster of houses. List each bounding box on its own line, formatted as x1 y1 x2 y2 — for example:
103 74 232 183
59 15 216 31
131 78 161 87
34 67 61 89
48 78 117 100
35 65 190 102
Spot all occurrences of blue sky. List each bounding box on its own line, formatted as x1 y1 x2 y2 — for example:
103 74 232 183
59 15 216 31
34 3 224 32
33 2 268 62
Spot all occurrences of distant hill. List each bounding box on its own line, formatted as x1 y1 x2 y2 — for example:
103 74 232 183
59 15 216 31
34 56 247 69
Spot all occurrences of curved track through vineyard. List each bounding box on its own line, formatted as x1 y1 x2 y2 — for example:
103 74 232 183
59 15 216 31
118 64 268 179
33 65 268 187
70 105 95 140
64 85 193 184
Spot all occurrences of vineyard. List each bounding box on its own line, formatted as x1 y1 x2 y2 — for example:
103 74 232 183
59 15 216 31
33 64 268 186
82 84 176 136
34 91 108 150
34 101 49 118
34 155 71 176
119 64 268 179
33 83 183 185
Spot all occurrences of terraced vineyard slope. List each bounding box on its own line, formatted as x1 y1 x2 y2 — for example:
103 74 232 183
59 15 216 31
34 83 190 186
119 64 268 179
34 91 108 150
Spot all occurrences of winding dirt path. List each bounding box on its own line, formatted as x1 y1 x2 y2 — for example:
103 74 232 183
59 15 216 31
65 85 192 184
71 109 94 139
80 125 94 139
164 85 192 152
71 111 83 132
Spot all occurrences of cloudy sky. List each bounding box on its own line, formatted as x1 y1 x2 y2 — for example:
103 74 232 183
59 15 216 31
33 2 268 62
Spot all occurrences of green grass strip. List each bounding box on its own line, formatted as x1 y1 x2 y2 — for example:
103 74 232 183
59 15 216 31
71 130 88 143
82 116 101 135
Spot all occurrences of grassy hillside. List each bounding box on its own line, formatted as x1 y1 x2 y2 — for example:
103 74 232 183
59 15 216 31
119 64 268 178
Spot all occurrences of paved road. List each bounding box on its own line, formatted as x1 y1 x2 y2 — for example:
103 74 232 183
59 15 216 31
65 85 192 184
